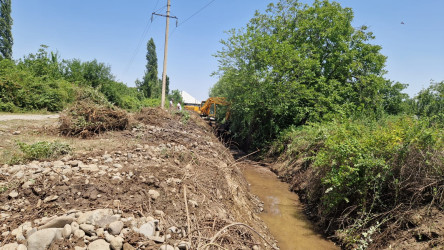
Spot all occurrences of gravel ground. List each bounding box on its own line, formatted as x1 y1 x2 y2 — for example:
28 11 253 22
0 109 276 249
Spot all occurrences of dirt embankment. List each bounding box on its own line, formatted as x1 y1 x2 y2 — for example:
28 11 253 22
270 160 444 249
0 109 276 249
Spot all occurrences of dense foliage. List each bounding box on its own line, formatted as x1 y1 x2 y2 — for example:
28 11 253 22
0 45 161 112
211 0 408 148
270 115 444 247
414 81 444 122
0 0 13 59
0 57 75 112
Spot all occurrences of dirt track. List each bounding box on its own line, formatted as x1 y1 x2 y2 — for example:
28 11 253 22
0 109 276 249
0 114 59 121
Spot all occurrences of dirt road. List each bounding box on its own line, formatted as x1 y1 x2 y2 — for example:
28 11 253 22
0 114 59 121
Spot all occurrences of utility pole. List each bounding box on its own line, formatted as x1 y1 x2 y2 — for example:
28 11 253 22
160 0 170 109
152 0 177 109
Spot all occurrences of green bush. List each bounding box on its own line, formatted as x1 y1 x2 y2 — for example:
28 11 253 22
271 115 444 246
100 80 145 110
1 46 155 112
141 98 161 108
174 110 190 124
0 56 76 112
415 81 444 122
0 101 17 112
13 141 71 163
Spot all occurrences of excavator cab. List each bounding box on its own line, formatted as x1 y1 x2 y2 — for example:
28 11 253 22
200 97 230 121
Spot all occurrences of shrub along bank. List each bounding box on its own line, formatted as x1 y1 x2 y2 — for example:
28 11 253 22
0 45 162 112
269 115 444 248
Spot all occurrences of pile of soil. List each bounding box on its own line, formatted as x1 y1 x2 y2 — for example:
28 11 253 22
0 108 276 249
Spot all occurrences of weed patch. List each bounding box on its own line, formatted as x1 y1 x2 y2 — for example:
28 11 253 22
175 110 190 124
9 141 71 163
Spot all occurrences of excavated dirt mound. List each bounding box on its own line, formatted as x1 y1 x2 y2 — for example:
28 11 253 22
0 108 276 249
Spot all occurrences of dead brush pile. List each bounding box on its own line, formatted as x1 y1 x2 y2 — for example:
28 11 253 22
59 101 129 138
134 107 170 127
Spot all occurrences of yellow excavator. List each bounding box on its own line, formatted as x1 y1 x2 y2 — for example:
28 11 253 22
199 97 230 121
184 97 230 137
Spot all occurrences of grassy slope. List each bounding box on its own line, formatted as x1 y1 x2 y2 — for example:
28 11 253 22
268 115 444 248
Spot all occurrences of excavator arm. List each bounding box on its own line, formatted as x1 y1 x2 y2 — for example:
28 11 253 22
200 97 230 121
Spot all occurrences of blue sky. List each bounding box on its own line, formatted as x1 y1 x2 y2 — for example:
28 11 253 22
11 0 444 102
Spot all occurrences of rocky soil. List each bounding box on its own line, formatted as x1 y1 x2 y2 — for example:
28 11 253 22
0 109 276 250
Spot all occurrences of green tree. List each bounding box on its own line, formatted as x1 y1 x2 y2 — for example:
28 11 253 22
61 58 114 88
18 45 62 79
0 0 13 59
152 75 170 98
166 75 170 96
137 38 159 98
380 80 409 115
415 81 444 121
213 0 390 148
81 60 114 88
169 89 183 104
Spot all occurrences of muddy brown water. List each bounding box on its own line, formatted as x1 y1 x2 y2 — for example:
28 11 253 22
242 163 339 250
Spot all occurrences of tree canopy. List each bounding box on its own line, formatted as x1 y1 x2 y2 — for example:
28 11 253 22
414 81 444 122
211 0 402 148
137 38 161 98
0 0 13 59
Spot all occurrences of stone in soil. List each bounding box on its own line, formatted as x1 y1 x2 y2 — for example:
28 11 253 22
148 189 160 200
108 220 124 235
39 215 75 229
71 221 80 231
159 245 175 250
73 229 85 238
0 243 18 250
8 190 18 199
79 223 95 236
133 220 156 237
77 209 113 226
123 243 135 250
110 236 124 250
27 228 62 250
88 239 110 250
62 224 72 238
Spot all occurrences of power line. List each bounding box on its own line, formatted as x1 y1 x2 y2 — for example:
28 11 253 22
125 18 154 73
154 4 168 13
153 0 161 11
124 1 168 74
169 0 218 37
178 0 217 27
